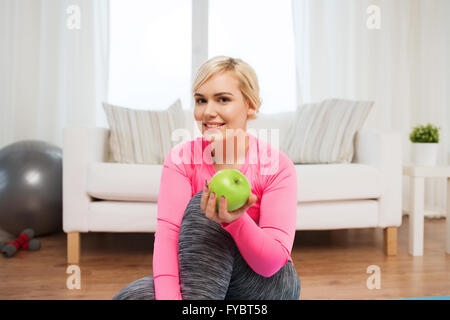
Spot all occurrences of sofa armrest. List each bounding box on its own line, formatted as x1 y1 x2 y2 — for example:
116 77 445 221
63 126 110 232
353 128 402 227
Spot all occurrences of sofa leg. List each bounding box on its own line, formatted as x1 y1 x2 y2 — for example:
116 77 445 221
67 232 80 264
383 227 397 256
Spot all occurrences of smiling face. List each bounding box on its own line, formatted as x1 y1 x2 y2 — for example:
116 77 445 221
194 71 255 143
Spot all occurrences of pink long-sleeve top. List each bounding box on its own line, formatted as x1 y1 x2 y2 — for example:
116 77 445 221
154 132 298 300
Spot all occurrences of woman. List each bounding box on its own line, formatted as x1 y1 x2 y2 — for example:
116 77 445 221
113 56 300 300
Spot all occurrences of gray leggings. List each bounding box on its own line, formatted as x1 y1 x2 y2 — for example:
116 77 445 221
113 191 301 300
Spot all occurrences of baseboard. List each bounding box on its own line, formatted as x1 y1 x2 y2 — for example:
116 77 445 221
402 209 447 219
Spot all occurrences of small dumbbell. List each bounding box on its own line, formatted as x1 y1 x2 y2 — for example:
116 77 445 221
0 228 40 258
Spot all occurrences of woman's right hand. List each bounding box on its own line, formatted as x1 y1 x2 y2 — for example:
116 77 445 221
200 180 257 225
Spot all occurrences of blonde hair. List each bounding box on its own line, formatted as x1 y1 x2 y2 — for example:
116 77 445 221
192 56 262 120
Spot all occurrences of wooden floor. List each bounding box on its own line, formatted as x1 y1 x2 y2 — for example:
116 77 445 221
1 215 449 300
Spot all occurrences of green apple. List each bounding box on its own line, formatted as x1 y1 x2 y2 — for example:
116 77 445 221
208 169 251 212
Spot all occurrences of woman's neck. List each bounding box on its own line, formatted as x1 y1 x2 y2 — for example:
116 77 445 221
211 133 249 165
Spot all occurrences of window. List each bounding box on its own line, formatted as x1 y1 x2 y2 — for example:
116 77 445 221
103 0 192 128
209 0 297 114
104 0 296 127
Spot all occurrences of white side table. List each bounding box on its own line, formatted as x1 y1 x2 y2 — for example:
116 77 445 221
403 164 450 256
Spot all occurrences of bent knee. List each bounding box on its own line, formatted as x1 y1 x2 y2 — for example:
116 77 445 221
112 276 155 300
181 191 211 225
295 276 301 300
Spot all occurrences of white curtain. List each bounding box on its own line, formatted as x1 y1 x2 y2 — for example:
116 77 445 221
291 0 450 218
0 0 109 149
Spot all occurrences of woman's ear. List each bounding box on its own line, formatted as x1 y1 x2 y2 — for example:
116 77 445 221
245 97 257 119
246 108 253 119
247 107 257 119
246 100 255 117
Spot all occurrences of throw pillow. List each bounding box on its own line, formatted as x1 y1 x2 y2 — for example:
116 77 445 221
103 99 185 164
284 98 373 164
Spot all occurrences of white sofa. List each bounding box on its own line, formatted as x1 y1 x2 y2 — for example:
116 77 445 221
63 109 402 264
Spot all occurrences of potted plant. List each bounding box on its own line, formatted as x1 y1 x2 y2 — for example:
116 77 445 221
409 123 441 166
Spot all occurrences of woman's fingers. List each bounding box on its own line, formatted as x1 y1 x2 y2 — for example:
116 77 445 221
241 194 257 212
202 187 258 224
218 195 231 223
231 193 257 213
200 184 209 213
206 192 220 223
219 193 257 223
248 193 258 206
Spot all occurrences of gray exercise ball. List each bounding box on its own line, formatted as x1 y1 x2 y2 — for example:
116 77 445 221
0 140 62 236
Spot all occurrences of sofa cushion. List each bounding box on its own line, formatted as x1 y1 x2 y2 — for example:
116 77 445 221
246 111 295 154
86 162 381 203
86 162 162 202
103 99 185 165
285 98 373 164
296 163 382 202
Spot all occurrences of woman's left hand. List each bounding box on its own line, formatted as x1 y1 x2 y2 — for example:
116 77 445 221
200 183 258 224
